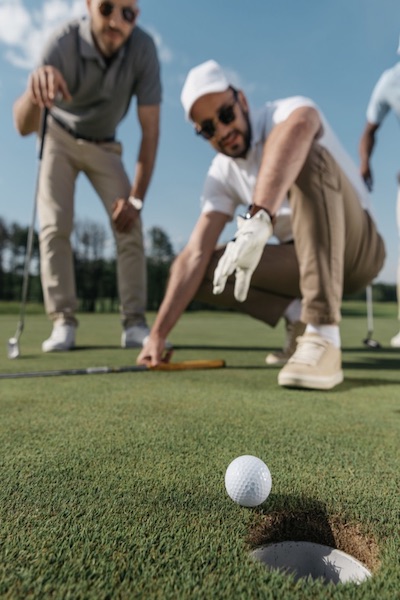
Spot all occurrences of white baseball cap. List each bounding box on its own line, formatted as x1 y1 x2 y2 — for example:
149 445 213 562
180 60 230 120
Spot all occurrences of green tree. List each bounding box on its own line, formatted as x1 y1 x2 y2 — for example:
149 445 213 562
146 227 175 310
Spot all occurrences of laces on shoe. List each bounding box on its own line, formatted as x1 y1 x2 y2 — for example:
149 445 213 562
288 336 328 366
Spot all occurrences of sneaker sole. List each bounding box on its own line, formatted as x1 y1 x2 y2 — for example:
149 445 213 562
278 370 344 390
42 344 75 353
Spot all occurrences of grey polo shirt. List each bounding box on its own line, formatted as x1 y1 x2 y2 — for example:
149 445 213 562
40 16 161 140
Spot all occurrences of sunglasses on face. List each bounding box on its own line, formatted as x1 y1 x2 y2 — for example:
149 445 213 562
98 1 138 24
195 90 239 140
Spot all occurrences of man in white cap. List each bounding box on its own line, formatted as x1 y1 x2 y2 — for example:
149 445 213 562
138 60 385 390
359 41 400 348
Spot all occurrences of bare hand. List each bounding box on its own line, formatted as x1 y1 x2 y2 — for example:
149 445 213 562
28 66 72 109
112 198 138 233
137 334 174 368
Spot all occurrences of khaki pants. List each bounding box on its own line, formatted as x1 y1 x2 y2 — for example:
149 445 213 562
196 144 386 327
38 117 147 328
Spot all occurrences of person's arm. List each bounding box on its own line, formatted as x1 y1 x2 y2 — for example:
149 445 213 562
13 65 71 136
251 105 322 217
112 104 160 233
137 211 230 366
359 122 380 191
213 106 321 302
131 104 160 200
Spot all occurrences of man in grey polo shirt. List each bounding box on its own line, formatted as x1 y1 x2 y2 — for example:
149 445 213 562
359 43 400 348
13 0 161 352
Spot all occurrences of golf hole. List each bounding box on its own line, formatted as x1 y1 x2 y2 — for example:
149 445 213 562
251 541 371 584
247 508 380 585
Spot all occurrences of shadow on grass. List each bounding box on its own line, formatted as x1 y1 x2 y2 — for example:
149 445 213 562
73 345 121 351
344 347 399 353
343 357 400 370
173 344 268 351
250 496 336 546
247 494 381 573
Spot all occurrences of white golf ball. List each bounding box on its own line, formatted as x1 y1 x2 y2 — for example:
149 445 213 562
225 455 272 507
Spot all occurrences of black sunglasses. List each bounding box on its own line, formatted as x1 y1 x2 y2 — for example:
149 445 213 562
195 89 239 140
98 1 138 24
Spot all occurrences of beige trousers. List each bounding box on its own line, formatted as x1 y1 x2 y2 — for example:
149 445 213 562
196 144 386 327
37 117 147 328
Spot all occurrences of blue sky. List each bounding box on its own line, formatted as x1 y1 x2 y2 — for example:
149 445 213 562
0 0 399 283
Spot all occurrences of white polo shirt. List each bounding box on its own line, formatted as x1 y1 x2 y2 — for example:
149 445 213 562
366 62 400 125
201 96 371 242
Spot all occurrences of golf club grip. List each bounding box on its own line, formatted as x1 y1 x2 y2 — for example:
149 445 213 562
150 359 225 371
38 107 49 159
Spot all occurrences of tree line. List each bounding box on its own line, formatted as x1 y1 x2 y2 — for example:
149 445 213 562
0 216 396 311
0 217 178 312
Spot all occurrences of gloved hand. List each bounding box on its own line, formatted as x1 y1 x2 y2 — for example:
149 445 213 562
213 209 273 302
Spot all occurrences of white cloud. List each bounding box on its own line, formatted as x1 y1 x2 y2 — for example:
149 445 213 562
0 0 85 69
0 1 174 70
145 26 173 64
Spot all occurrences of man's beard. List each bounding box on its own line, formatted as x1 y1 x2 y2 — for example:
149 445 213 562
240 112 252 157
219 111 252 159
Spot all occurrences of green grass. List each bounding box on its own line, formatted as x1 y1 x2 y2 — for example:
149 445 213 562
0 304 399 599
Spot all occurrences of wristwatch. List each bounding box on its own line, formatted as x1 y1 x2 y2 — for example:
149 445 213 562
128 196 143 211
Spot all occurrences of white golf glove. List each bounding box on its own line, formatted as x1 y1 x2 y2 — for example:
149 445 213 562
213 208 273 302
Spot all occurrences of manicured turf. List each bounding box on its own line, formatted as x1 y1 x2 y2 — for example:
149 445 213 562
0 305 399 599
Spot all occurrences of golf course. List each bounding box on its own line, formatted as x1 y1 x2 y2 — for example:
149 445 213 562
1 303 399 599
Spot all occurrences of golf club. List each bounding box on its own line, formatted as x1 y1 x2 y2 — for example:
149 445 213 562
0 358 226 380
7 107 49 360
363 284 382 349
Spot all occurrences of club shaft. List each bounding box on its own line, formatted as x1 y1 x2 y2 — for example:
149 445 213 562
11 108 49 344
0 359 225 379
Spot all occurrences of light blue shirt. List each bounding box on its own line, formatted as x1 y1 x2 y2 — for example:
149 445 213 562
366 62 400 124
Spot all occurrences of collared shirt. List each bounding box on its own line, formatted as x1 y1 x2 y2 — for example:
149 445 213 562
40 16 161 140
201 96 371 242
366 62 400 125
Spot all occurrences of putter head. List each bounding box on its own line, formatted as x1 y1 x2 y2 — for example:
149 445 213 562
363 337 382 349
7 337 20 359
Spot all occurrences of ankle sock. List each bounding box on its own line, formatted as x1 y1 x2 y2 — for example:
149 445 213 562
305 324 341 348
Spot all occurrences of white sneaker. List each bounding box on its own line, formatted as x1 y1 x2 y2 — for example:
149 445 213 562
42 323 76 352
278 333 343 390
121 324 151 348
390 330 400 348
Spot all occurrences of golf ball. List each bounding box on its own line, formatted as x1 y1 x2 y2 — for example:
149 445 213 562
225 455 272 507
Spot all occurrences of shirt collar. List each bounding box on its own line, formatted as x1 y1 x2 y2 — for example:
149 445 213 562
78 16 126 67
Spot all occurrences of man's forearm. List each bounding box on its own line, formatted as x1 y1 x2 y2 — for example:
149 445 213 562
151 249 209 339
359 128 375 169
252 107 321 215
13 92 41 136
131 134 159 200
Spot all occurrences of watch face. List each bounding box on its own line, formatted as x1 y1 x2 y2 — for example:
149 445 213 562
129 197 143 210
